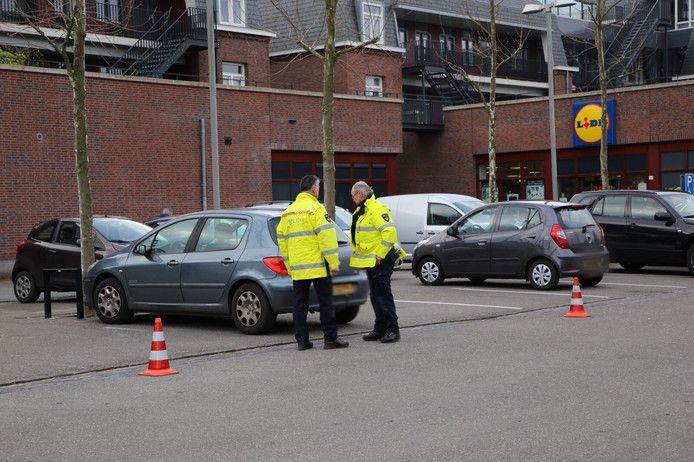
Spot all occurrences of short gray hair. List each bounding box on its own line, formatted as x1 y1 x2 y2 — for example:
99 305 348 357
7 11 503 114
352 181 373 196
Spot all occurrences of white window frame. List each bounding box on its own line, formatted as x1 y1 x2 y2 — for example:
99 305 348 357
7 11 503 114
54 0 74 15
362 2 384 45
96 0 120 23
218 0 245 26
365 75 383 97
222 62 246 86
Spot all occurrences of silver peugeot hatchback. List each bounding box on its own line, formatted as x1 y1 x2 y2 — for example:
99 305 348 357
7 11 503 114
84 209 368 334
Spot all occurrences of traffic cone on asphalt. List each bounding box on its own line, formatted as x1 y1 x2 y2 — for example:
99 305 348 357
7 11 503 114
564 277 591 318
139 317 178 377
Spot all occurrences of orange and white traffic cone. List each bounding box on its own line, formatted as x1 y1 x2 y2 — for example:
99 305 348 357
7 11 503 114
139 317 178 377
564 277 590 318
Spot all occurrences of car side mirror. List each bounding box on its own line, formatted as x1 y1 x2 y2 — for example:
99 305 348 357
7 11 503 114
75 239 81 247
446 227 458 237
134 244 150 256
654 211 673 223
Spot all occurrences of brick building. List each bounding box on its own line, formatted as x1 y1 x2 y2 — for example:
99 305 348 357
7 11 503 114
1 0 694 276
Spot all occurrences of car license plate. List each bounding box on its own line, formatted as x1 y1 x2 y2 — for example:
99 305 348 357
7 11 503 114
332 283 354 295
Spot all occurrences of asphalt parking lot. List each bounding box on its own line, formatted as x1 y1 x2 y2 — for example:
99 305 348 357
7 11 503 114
1 264 692 386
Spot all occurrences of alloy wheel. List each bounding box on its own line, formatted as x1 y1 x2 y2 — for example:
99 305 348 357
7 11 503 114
236 291 261 327
421 261 440 283
97 285 122 319
531 263 552 287
15 275 32 299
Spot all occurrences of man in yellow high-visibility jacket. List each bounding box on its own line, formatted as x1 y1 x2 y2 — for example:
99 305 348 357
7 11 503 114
349 181 407 344
277 175 349 351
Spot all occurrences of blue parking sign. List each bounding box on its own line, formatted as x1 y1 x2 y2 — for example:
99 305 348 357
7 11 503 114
682 173 694 194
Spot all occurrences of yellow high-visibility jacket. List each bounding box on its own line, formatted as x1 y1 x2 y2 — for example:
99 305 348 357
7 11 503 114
277 192 340 280
349 195 407 269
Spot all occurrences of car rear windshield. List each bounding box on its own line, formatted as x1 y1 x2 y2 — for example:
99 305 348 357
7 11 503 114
268 217 350 246
555 207 596 229
94 219 152 243
661 193 694 218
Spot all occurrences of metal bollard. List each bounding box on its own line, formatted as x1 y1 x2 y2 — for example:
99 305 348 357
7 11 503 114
43 270 52 319
75 270 84 319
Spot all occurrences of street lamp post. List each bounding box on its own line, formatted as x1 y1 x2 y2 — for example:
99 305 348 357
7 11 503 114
522 0 576 201
206 0 221 209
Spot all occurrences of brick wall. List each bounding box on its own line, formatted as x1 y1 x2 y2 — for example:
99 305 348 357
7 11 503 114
198 32 271 84
397 81 694 196
0 65 402 262
269 49 403 95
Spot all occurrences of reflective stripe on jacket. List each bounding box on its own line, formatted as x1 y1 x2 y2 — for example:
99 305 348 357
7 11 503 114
277 192 340 280
349 195 407 269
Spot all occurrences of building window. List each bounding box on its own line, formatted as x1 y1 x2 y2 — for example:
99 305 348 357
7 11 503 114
365 75 383 96
461 32 475 66
219 0 245 26
54 0 74 15
661 151 694 190
398 28 408 48
222 62 245 86
362 2 384 45
96 0 120 22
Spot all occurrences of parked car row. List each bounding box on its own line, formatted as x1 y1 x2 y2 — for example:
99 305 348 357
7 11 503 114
12 190 694 333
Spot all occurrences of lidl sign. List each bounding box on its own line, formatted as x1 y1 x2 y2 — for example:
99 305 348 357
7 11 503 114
572 100 616 147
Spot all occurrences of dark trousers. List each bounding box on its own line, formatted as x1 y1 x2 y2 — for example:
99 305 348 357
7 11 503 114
366 257 399 334
292 276 337 344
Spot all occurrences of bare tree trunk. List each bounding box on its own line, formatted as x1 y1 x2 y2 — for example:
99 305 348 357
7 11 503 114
321 0 337 217
71 0 95 316
596 0 610 190
487 0 499 203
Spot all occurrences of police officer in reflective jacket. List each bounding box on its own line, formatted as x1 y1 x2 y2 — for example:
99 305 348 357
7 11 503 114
349 181 407 343
277 175 349 351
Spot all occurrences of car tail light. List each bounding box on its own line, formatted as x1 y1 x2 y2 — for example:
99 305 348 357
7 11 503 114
16 241 28 253
550 224 570 249
263 257 289 275
597 224 606 246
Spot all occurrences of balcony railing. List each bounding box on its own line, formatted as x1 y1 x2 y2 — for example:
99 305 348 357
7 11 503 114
402 98 445 130
404 45 548 82
0 0 171 40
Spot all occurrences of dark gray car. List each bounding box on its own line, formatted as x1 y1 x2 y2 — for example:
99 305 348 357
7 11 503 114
412 201 610 290
84 209 368 334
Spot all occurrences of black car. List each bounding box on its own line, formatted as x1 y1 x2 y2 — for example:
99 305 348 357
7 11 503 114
412 201 609 290
12 217 152 303
570 190 694 273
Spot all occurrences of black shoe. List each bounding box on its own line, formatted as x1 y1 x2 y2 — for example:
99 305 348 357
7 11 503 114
380 331 400 343
297 341 313 351
324 338 349 349
362 331 384 341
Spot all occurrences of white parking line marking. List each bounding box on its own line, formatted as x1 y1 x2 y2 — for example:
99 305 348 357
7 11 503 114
601 282 688 289
104 327 143 332
395 299 523 310
450 287 610 299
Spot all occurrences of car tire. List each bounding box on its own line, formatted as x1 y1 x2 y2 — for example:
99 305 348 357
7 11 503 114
687 246 694 276
528 259 559 290
94 277 133 324
231 283 276 335
619 262 644 272
417 257 445 286
13 270 40 303
335 305 360 325
579 275 603 287
468 278 486 284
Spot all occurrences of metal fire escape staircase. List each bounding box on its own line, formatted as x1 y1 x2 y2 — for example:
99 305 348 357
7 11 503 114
422 66 476 105
604 0 667 87
119 8 207 78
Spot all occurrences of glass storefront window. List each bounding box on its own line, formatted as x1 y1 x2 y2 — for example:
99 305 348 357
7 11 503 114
353 163 369 179
578 157 600 174
558 159 575 175
661 152 685 170
558 179 576 202
372 164 386 179
661 172 682 190
623 154 646 172
500 162 522 179
292 162 312 178
272 161 290 179
525 161 544 177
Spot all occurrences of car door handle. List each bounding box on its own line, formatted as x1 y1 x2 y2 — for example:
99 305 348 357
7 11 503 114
221 258 235 265
427 232 436 235
416 231 424 235
477 240 487 246
47 249 58 254
524 236 537 239
167 260 179 267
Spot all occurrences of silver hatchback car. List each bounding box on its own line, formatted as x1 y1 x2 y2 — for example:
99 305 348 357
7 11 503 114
84 209 368 334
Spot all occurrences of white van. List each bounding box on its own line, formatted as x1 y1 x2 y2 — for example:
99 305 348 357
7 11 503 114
379 193 484 259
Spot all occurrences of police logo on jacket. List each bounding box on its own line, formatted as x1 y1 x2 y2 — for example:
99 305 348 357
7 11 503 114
349 195 406 268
